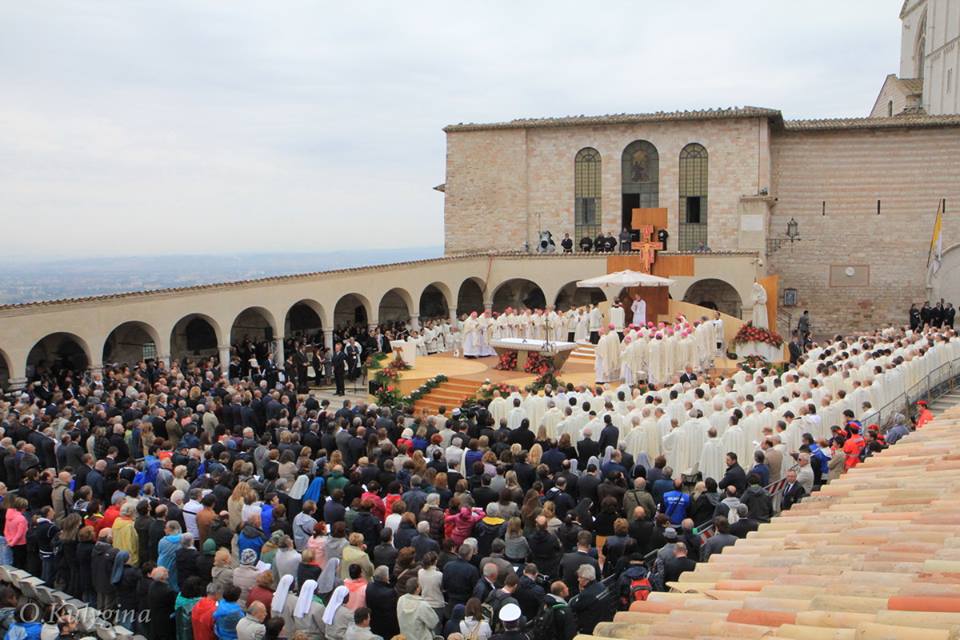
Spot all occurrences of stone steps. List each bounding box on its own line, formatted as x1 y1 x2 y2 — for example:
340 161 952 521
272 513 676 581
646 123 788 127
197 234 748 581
411 377 481 414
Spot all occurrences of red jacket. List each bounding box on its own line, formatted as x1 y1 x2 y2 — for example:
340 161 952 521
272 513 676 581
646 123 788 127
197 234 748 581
444 508 484 545
917 408 934 429
843 435 865 470
191 596 218 640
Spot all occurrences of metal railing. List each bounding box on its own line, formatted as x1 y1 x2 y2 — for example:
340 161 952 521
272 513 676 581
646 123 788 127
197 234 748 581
860 355 960 428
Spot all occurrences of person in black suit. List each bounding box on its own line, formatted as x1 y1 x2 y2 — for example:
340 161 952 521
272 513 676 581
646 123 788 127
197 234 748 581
678 366 698 384
781 469 806 511
576 428 601 468
331 342 347 396
597 416 619 452
789 332 803 365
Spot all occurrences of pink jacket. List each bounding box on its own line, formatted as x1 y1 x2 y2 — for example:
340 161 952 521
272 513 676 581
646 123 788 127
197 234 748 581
444 508 484 545
4 509 27 546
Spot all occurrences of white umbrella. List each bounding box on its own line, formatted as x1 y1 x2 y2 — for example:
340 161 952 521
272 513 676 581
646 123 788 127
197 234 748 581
576 270 674 301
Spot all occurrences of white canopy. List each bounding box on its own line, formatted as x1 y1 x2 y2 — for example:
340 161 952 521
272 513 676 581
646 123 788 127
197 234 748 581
576 270 674 300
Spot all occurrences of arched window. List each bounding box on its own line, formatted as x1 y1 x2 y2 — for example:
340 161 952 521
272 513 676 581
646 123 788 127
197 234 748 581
621 140 659 231
678 143 708 251
574 148 602 244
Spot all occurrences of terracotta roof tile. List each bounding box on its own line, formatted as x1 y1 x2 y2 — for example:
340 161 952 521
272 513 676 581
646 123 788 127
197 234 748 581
0 251 757 312
443 106 783 132
781 113 960 131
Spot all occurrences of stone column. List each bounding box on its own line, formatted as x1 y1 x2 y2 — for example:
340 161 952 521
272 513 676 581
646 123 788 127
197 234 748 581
409 315 420 331
484 302 493 313
449 308 459 322
324 329 335 352
274 337 285 363
218 344 231 373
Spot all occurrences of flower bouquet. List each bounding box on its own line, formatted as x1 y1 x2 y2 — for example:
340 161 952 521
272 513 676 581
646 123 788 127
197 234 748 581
732 322 784 348
496 351 518 371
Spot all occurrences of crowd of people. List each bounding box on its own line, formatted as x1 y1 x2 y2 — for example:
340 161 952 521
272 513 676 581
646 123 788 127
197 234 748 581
0 317 953 639
909 300 956 332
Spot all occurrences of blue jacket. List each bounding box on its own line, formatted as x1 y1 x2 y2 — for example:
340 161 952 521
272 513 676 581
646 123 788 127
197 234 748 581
661 490 691 525
213 600 244 640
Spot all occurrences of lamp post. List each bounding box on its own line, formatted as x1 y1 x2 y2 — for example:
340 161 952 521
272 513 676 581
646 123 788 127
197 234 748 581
786 218 800 242
767 218 801 254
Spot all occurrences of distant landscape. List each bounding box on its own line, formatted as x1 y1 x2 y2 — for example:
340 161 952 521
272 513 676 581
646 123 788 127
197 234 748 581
0 247 444 304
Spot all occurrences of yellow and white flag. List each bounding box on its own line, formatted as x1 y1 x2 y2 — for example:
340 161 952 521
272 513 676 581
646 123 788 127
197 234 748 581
928 198 944 276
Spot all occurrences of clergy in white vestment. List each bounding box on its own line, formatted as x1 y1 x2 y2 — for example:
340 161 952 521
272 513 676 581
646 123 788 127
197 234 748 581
698 428 726 483
631 295 647 326
721 418 750 471
488 391 509 426
609 302 625 334
541 401 564 439
478 311 497 356
620 337 637 385
674 412 705 475
523 392 547 434
647 334 665 386
588 305 603 343
575 309 589 343
661 424 681 471
595 327 621 383
532 310 546 340
462 312 482 357
751 281 769 329
506 398 526 430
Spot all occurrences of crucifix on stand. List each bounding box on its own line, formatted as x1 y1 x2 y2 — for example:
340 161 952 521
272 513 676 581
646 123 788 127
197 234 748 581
632 225 661 274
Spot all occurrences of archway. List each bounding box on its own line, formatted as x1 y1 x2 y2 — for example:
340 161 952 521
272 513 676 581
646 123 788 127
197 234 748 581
26 332 91 381
334 293 371 329
492 279 547 312
378 288 414 325
456 278 485 316
419 283 451 319
683 279 743 318
102 321 162 365
170 314 221 361
230 307 277 348
0 349 10 392
285 300 325 341
554 282 606 310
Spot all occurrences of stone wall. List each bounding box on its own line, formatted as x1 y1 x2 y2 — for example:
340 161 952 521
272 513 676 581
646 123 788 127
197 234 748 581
444 117 770 254
769 125 960 336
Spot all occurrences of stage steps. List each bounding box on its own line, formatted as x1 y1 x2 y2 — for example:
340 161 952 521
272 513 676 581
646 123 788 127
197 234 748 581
412 377 482 414
568 342 596 365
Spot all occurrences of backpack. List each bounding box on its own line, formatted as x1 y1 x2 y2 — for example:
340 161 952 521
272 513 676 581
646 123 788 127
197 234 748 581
529 602 566 640
617 565 652 607
648 558 666 593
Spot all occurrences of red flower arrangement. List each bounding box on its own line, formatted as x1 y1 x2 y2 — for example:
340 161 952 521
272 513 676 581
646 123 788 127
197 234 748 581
732 322 784 348
496 351 518 371
523 352 556 375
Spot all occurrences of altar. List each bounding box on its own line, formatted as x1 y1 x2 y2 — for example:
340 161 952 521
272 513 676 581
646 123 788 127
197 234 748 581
735 341 783 363
390 340 416 367
489 338 577 371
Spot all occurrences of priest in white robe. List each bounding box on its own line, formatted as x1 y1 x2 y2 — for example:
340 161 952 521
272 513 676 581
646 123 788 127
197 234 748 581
462 312 482 358
609 302 625 336
506 398 527 430
721 417 750 471
631 294 647 326
588 305 603 344
541 401 564 439
698 428 726 483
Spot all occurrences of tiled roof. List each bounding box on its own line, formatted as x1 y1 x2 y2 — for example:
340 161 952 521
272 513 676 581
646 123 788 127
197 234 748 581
899 77 923 95
0 250 756 312
781 113 960 131
590 406 960 640
443 107 783 132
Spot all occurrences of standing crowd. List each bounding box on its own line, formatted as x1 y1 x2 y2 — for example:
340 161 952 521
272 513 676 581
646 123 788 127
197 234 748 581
0 317 953 639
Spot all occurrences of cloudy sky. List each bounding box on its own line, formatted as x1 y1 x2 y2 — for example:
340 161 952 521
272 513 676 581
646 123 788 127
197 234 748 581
1 1 902 260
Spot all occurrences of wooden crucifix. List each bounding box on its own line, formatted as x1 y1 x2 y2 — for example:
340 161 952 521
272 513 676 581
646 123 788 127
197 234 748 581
631 225 660 273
